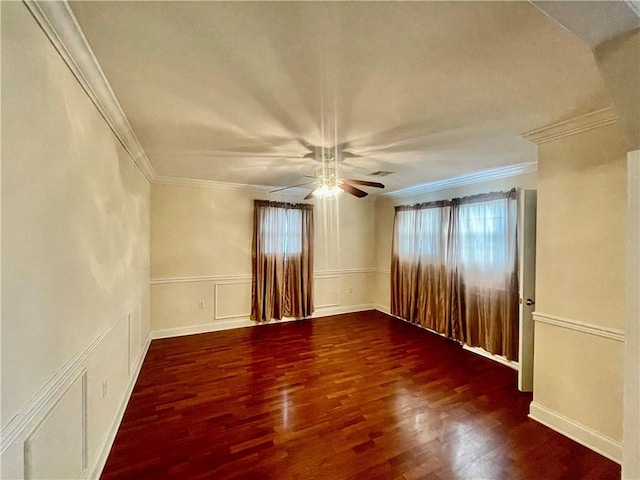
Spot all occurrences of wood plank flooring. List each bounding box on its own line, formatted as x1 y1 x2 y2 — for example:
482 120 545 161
101 311 620 479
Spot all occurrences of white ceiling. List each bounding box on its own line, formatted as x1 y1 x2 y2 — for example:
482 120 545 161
68 1 620 195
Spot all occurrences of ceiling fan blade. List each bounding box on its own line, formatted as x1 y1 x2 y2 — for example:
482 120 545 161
304 190 316 200
269 181 315 194
339 183 368 198
342 178 385 189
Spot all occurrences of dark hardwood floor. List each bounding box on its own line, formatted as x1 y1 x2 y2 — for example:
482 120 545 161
101 311 620 480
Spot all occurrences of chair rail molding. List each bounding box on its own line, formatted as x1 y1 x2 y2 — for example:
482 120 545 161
150 268 376 285
374 269 390 275
532 311 625 342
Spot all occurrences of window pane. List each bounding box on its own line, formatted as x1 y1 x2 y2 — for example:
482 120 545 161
457 198 516 288
285 209 302 255
395 207 449 264
261 206 302 256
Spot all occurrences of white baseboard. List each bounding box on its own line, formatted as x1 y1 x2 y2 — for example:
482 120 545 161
311 304 375 318
87 334 152 479
463 344 519 371
151 318 255 339
529 401 622 464
377 306 520 371
150 304 379 340
373 304 390 315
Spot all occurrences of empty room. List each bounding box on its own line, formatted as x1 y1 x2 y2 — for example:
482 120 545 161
1 1 639 479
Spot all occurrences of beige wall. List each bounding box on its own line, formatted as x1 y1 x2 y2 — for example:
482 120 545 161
2 3 631 478
371 172 537 310
624 149 640 478
1 3 150 478
594 27 640 476
532 122 627 454
150 184 375 333
595 29 640 152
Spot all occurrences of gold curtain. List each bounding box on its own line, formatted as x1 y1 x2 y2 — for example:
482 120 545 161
390 189 519 360
391 203 462 339
454 192 519 360
251 200 314 322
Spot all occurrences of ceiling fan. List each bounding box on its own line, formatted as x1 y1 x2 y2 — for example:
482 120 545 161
269 146 385 199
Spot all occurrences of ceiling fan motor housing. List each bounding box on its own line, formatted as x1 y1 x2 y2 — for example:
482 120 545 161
314 163 342 188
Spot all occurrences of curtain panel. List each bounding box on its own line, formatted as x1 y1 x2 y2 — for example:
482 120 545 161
251 200 314 322
391 189 519 360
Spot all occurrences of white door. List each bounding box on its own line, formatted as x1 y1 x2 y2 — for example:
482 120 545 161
518 189 537 392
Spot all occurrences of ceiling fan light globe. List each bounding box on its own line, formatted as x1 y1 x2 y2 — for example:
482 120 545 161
313 184 330 198
312 183 342 199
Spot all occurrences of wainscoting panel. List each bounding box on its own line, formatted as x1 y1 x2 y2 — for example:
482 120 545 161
85 309 132 471
24 372 87 480
337 271 373 306
150 269 378 338
372 270 391 312
0 294 150 480
314 275 340 308
214 281 251 320
531 317 624 463
150 281 215 331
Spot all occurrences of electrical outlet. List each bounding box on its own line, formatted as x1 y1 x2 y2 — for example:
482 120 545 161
102 379 108 398
198 300 204 308
348 287 353 294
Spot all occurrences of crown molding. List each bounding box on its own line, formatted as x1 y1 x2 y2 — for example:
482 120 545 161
155 176 317 197
154 176 377 202
24 0 157 182
154 175 277 193
381 162 537 199
521 107 619 145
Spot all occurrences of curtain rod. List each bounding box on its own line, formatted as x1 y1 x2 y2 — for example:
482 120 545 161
395 188 516 212
255 199 314 210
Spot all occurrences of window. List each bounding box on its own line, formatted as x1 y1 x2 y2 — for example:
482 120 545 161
457 198 517 288
251 200 314 322
394 206 450 264
260 207 302 256
391 190 519 360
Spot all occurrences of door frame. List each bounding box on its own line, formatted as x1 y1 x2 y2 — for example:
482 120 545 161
517 189 537 392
